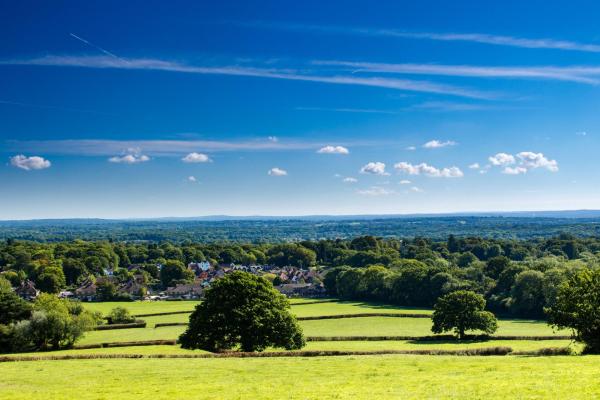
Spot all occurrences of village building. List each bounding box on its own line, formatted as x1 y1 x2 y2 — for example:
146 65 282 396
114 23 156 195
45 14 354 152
14 280 40 301
164 280 204 299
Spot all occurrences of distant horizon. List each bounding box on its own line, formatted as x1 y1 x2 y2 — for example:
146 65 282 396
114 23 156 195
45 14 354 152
3 208 600 223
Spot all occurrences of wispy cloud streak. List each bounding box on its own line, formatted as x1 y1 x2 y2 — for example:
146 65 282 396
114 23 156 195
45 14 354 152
0 55 492 99
5 138 401 157
314 60 600 85
242 21 600 53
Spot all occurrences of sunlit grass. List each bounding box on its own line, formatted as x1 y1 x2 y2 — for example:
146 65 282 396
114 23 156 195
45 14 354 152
2 355 599 399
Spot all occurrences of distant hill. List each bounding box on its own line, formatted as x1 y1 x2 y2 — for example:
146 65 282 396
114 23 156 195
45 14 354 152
3 209 600 225
1 211 600 242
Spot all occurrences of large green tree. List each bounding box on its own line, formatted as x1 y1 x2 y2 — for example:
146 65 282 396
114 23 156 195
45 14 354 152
546 268 600 353
179 271 305 352
431 290 498 339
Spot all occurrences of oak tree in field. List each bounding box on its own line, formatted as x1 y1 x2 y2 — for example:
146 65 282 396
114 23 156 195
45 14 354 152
431 290 498 339
179 271 305 352
546 268 600 353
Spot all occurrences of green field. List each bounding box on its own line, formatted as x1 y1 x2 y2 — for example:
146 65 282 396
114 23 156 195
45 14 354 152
82 301 199 316
2 356 600 399
291 301 433 317
1 298 589 399
78 325 186 345
73 300 568 346
300 316 566 337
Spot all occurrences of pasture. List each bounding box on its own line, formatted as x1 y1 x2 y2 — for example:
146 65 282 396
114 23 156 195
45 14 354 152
2 356 600 399
0 298 585 400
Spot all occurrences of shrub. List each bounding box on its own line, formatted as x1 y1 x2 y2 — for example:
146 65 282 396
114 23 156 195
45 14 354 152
9 294 99 352
107 307 136 324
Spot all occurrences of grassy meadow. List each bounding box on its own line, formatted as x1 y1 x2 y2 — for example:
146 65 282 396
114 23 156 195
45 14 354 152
2 356 600 399
0 298 584 400
75 300 566 346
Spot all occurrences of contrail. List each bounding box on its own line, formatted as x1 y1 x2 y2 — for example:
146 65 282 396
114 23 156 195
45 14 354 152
69 33 125 61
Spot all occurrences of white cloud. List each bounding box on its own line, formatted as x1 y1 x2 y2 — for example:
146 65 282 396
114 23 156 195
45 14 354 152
502 166 528 175
517 152 559 172
182 152 211 163
409 186 424 193
188 176 197 182
405 146 417 151
317 145 349 154
360 162 389 176
268 136 279 142
488 153 516 166
575 131 587 136
468 163 480 169
268 167 288 176
357 186 394 196
399 179 411 184
490 151 558 175
423 140 457 149
108 154 150 164
343 177 358 183
9 155 51 171
394 162 463 178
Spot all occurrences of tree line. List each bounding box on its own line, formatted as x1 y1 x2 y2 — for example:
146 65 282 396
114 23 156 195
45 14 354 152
0 234 599 318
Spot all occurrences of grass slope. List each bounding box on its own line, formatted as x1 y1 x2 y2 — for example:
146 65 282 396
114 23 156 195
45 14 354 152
2 356 600 399
300 317 564 337
83 301 199 316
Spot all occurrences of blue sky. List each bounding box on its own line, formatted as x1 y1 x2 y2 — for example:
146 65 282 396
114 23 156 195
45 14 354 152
1 0 600 219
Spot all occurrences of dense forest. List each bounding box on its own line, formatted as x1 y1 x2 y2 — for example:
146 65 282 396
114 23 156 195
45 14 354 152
2 216 600 242
1 233 598 319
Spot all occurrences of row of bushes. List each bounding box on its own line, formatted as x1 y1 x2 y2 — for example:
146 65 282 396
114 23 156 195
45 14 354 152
73 339 177 349
0 346 574 362
296 313 431 321
154 323 187 328
306 335 571 341
134 311 192 318
94 320 146 330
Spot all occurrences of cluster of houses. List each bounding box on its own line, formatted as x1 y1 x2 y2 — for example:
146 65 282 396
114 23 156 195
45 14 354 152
11 262 327 302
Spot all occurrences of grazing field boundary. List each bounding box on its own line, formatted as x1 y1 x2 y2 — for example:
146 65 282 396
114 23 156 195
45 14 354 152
154 322 188 328
297 313 431 320
0 346 575 363
0 346 515 362
288 299 338 306
307 335 572 341
151 312 431 325
94 321 147 330
74 340 178 349
134 311 192 318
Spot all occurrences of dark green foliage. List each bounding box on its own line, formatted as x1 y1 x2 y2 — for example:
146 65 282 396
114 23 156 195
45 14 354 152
0 290 32 325
96 280 117 301
160 260 194 288
546 268 600 353
431 290 498 339
179 271 305 352
509 270 546 318
267 244 317 269
485 256 510 279
35 267 66 294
